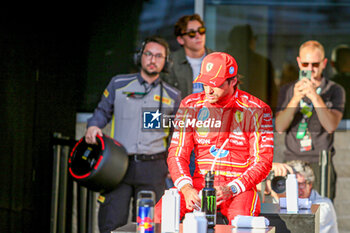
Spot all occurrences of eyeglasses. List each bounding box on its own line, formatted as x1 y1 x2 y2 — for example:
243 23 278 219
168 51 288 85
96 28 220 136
143 51 165 60
181 26 206 38
298 181 309 189
301 62 322 68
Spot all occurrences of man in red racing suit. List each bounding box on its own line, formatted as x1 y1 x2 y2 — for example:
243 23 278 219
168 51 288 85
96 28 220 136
154 52 273 223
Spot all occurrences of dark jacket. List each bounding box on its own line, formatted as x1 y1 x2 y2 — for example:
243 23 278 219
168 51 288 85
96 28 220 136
164 47 213 98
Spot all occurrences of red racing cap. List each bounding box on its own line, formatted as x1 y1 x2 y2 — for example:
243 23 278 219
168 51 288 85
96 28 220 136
193 52 238 87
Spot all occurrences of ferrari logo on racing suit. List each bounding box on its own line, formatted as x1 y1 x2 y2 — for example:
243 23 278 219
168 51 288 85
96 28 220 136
235 111 243 123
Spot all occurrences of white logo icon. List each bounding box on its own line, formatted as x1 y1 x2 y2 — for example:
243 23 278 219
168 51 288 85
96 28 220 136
150 109 161 122
206 62 214 72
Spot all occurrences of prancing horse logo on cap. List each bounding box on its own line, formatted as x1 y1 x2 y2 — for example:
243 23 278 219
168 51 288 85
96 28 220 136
206 62 214 72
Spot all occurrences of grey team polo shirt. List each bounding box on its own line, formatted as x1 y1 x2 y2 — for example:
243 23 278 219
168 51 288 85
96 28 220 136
87 73 181 155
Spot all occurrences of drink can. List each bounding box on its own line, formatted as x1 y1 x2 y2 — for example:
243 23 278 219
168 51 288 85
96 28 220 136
137 191 155 233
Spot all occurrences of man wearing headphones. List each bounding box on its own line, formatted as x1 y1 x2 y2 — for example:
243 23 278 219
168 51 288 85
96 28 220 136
85 36 181 233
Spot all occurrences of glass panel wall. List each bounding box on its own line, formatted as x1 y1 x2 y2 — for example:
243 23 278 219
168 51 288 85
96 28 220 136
204 1 350 110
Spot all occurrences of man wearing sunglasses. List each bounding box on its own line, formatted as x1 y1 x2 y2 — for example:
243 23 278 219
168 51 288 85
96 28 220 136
164 14 213 99
84 36 181 233
163 14 213 177
275 40 345 201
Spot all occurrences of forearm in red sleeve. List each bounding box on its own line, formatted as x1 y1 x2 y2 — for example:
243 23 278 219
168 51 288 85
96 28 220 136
227 107 274 193
167 105 195 190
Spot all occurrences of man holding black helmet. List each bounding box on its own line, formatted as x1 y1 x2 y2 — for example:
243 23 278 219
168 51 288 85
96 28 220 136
85 36 181 233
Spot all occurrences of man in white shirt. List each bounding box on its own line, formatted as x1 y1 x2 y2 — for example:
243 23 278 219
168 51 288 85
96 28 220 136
163 14 213 176
164 13 213 98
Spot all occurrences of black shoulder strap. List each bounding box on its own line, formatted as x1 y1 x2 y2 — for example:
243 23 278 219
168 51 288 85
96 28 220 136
159 81 163 113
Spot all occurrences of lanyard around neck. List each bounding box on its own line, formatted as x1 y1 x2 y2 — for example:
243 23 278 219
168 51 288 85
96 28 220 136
122 80 163 113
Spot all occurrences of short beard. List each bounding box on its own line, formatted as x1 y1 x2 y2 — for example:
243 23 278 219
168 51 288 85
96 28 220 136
142 67 160 77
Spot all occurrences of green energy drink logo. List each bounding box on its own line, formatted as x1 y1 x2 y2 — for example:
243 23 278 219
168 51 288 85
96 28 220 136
202 194 216 212
206 195 216 212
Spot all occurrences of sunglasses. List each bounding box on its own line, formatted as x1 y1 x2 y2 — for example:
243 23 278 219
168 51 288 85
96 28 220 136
301 62 321 68
181 26 206 38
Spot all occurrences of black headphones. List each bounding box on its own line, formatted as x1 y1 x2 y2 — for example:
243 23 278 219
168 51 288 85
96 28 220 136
133 36 171 73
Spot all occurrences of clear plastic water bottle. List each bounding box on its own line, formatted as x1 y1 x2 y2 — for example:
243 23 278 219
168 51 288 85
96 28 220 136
137 190 155 233
201 171 216 228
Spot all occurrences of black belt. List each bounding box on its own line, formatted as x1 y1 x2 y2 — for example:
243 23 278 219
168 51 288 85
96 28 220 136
128 152 166 162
